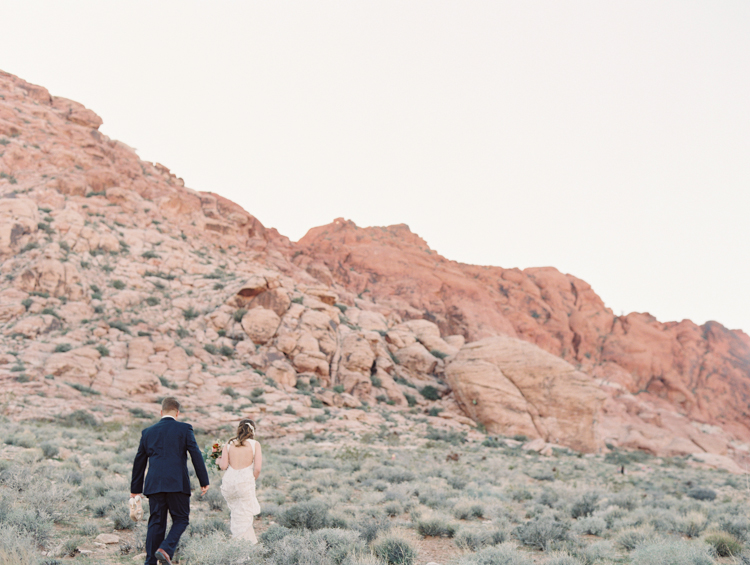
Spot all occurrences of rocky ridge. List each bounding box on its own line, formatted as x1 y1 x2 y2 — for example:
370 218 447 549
0 70 748 471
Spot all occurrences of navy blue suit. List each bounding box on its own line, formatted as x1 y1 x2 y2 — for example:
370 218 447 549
131 417 209 564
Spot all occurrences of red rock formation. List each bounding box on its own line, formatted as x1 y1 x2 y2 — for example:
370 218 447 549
2 68 749 467
295 217 750 457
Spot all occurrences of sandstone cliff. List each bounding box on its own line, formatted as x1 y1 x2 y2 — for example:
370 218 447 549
1 70 748 470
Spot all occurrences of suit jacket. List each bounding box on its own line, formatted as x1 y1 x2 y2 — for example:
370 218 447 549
131 417 209 496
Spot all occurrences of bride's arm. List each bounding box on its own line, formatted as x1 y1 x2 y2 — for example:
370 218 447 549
254 443 263 480
218 442 231 471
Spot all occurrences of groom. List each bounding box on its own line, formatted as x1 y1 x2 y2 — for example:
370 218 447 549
131 397 210 565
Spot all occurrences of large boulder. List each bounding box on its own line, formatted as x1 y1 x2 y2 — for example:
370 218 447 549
445 335 606 452
241 308 281 345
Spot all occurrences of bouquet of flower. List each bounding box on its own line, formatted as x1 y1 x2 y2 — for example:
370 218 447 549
202 440 224 471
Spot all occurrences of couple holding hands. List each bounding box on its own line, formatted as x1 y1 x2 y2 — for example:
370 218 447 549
130 397 263 565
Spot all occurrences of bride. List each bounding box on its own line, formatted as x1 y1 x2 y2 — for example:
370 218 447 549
218 419 263 543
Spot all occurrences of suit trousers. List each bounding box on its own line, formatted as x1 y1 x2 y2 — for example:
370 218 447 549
145 492 190 564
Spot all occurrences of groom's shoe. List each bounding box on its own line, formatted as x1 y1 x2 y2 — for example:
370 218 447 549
155 549 173 564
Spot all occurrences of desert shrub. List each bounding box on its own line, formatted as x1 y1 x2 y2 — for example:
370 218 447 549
528 468 555 481
455 543 534 565
95 344 110 357
111 504 135 530
718 516 750 542
373 536 417 565
513 518 570 550
420 385 440 401
686 487 716 501
109 320 131 334
678 512 707 538
233 308 247 322
183 307 200 320
53 343 71 353
616 527 654 551
268 532 331 565
203 344 218 355
260 524 293 546
509 488 533 502
27 483 76 524
415 515 457 538
369 466 415 484
567 540 617 565
58 409 97 428
78 522 99 537
425 427 467 445
3 433 34 448
188 517 230 537
453 501 484 520
179 530 263 565
384 502 403 516
110 279 126 290
455 528 506 551
482 436 505 448
312 528 365 564
0 497 53 547
279 500 330 530
572 516 606 536
703 531 741 557
570 492 599 518
609 491 639 511
543 553 584 565
0 525 38 565
203 487 225 511
219 345 235 358
145 296 160 306
352 514 390 544
630 539 714 565
538 489 559 508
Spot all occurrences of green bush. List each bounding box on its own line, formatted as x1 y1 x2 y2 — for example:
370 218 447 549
278 500 329 530
630 539 714 565
109 279 126 290
40 442 59 459
686 487 716 501
704 531 742 557
513 518 569 550
233 308 247 322
95 344 110 357
455 543 534 565
415 516 457 538
0 525 38 565
616 528 654 551
183 307 200 320
570 491 599 518
455 528 506 551
373 536 417 565
180 531 263 565
219 345 235 358
420 385 440 401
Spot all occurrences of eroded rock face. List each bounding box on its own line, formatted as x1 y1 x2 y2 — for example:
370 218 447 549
445 336 606 452
1 69 749 470
295 218 750 457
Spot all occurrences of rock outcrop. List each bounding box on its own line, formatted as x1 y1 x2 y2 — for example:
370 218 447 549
445 336 605 453
1 69 749 467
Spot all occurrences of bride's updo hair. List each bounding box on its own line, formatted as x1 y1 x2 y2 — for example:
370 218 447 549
231 419 256 446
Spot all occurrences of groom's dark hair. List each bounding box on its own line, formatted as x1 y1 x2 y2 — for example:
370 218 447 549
162 397 181 413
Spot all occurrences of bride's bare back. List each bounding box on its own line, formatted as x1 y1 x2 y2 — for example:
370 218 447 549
227 440 256 470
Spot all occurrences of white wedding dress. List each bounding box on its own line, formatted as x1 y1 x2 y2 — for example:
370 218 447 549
220 439 261 543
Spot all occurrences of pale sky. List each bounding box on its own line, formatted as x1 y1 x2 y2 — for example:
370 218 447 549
2 2 749 333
